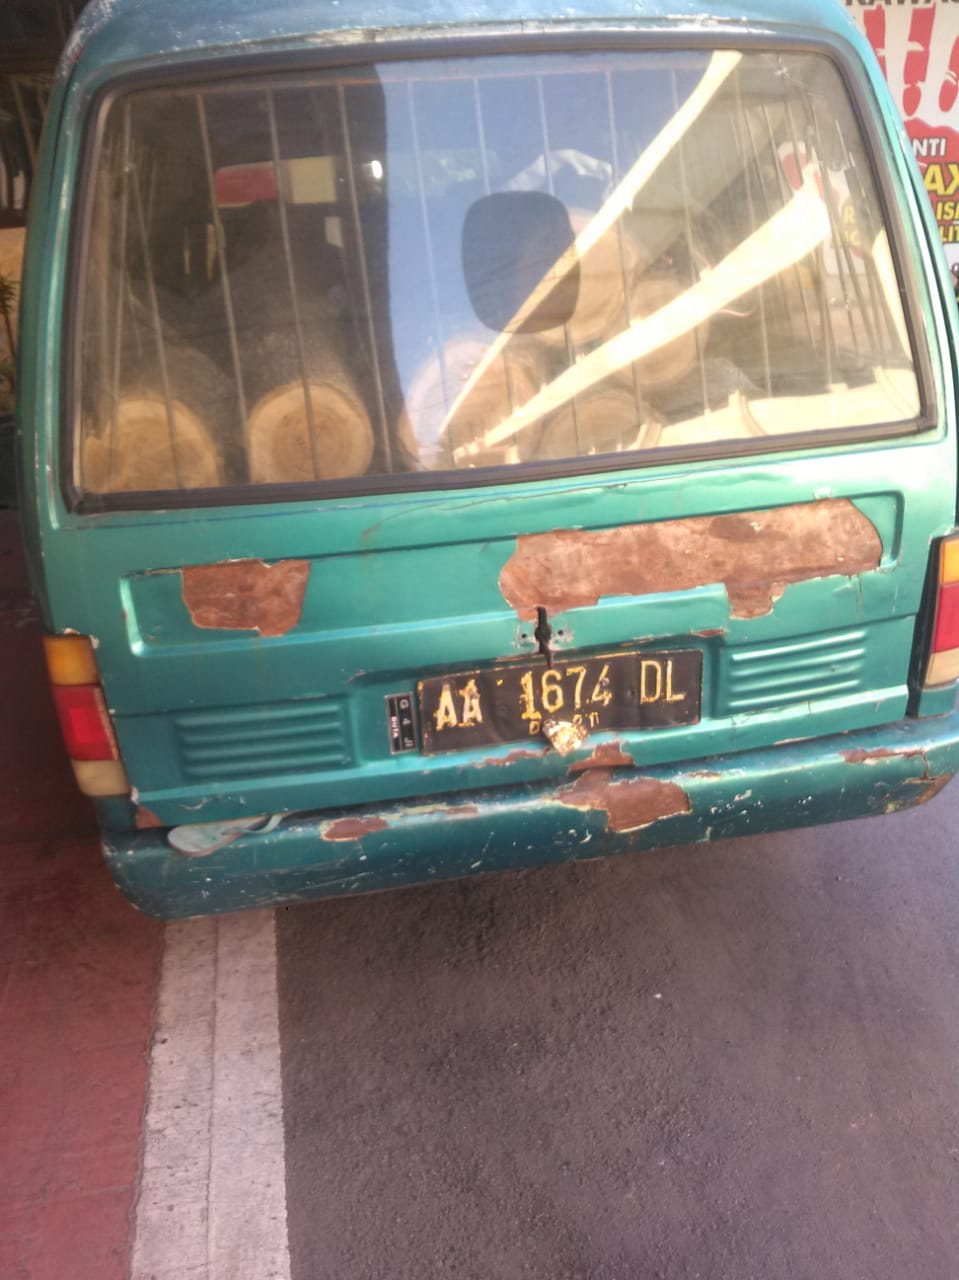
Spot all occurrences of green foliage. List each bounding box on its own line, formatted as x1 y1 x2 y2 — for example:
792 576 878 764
0 274 16 318
0 272 18 414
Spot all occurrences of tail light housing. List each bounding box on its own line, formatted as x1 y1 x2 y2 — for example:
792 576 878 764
924 535 959 687
43 635 129 796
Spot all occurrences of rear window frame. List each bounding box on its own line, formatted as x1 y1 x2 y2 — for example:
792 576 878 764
61 28 939 516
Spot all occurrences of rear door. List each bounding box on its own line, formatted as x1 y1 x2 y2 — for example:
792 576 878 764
44 41 957 827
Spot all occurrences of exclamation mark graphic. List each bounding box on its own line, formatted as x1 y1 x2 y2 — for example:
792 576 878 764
903 8 936 118
863 8 886 79
940 38 959 112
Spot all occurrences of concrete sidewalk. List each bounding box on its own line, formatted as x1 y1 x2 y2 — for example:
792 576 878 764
0 512 162 1280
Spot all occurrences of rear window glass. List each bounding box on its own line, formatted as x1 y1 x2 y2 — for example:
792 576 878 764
75 49 922 498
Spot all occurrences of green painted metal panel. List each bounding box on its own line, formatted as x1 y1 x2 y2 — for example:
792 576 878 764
14 1 959 913
104 709 959 919
60 1 872 71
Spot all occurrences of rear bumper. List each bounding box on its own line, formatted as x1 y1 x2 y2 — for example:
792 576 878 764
104 710 959 919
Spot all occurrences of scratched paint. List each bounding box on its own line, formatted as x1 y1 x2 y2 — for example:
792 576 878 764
396 804 483 818
557 768 691 833
479 748 549 767
499 500 882 620
181 560 310 638
842 747 922 765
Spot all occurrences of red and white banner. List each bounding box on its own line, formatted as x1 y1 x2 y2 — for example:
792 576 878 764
845 0 959 287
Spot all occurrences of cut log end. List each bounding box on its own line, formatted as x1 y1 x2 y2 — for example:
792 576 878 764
248 380 374 483
82 397 222 492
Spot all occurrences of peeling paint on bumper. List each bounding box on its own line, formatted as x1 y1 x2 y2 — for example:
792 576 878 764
103 710 959 920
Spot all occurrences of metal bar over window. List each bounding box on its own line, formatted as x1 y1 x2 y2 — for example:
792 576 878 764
741 102 796 346
536 73 582 455
674 69 712 416
407 80 454 466
781 97 840 378
472 78 520 447
794 95 879 361
108 106 133 490
760 103 818 358
131 149 183 488
265 89 322 481
76 52 923 500
836 113 898 360
337 82 393 472
196 95 250 467
606 69 647 445
732 74 774 399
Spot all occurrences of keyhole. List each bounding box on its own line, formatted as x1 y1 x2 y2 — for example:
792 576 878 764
534 606 553 667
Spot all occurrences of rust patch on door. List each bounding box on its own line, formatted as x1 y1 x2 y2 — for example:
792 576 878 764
499 500 881 620
181 559 310 638
557 768 691 833
322 815 389 842
568 741 635 774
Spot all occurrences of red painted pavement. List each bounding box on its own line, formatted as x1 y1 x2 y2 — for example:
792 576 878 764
0 512 161 1280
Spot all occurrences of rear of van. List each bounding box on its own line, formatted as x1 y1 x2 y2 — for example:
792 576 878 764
17 0 959 917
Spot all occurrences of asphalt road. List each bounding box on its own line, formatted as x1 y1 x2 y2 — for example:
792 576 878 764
277 786 959 1280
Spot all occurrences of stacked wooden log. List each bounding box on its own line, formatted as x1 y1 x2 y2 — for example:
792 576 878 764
82 396 223 492
222 298 374 486
83 198 716 490
81 339 231 492
208 231 377 486
82 219 378 492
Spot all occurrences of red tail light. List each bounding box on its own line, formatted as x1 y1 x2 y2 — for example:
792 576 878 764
50 684 119 761
933 582 959 654
43 635 128 796
925 535 959 686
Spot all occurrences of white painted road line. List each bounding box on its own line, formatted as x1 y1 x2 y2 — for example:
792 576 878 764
132 910 291 1280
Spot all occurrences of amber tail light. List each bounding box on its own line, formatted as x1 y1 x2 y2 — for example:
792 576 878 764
924 536 959 687
43 635 129 796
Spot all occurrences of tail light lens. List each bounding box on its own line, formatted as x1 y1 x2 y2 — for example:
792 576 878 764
925 535 959 687
43 635 129 796
49 684 119 761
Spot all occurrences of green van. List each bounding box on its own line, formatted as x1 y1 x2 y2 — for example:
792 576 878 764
18 0 959 917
